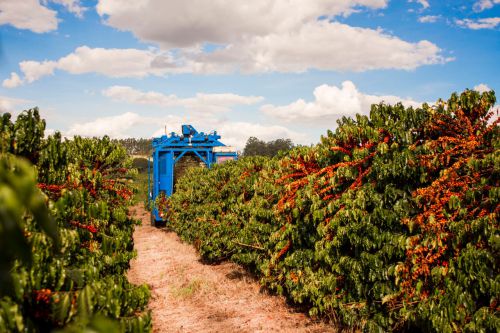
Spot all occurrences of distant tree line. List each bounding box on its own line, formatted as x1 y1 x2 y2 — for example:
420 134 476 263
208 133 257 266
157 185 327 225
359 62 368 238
242 137 294 157
114 136 294 159
113 138 152 156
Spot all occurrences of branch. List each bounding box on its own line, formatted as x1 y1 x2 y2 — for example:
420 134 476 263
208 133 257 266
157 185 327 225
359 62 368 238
232 240 265 251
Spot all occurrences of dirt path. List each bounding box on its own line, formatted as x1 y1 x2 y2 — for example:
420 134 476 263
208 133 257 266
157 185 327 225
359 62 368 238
127 204 335 333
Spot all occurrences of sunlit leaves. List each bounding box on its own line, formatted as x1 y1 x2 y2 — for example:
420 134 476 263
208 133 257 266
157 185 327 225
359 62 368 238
166 89 499 332
0 110 150 332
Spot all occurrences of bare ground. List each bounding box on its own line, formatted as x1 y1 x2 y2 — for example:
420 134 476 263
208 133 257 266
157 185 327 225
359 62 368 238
127 204 336 333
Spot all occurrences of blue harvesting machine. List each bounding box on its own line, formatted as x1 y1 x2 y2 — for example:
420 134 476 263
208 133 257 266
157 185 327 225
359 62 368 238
148 124 237 225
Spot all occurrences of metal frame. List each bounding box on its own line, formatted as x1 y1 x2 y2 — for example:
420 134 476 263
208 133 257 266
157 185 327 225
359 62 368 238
148 125 237 222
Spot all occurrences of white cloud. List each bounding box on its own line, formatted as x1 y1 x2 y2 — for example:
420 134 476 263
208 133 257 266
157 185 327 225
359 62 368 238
0 0 58 33
261 81 421 123
102 86 264 113
96 0 389 48
95 86 301 148
215 122 306 149
5 1 450 85
55 46 173 77
473 83 492 93
418 15 441 23
0 96 31 114
473 0 500 12
7 26 450 86
66 112 144 138
154 119 306 149
409 0 430 10
0 0 86 33
20 60 58 83
4 60 59 88
91 0 447 74
456 17 500 29
49 0 86 18
192 21 449 73
6 46 185 86
2 72 23 88
65 111 304 149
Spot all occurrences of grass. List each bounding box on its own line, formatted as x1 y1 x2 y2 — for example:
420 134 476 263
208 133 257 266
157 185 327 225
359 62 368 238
133 170 150 206
171 278 206 299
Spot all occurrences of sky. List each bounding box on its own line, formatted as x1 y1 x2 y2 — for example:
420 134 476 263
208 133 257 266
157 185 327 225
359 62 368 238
0 0 499 149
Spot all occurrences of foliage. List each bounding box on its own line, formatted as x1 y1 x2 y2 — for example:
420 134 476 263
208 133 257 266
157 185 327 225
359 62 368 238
243 136 294 157
0 155 58 295
0 107 46 164
133 170 150 208
132 157 149 173
114 138 152 156
0 110 151 332
160 89 499 332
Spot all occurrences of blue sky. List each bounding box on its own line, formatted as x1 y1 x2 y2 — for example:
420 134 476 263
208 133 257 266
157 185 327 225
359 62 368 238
0 0 499 149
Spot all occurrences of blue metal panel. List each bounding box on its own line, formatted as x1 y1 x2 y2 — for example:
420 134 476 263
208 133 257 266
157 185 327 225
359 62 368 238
147 156 151 205
166 151 174 196
158 152 169 193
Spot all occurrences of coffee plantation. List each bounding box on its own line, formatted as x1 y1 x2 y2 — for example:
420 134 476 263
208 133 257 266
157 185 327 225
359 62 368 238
0 109 151 332
1 88 497 332
159 89 499 332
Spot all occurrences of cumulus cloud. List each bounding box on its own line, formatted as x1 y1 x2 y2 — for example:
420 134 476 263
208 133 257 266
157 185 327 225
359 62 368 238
456 17 500 29
409 0 430 10
66 112 144 138
102 86 264 113
5 1 450 85
2 73 23 88
418 15 441 23
4 46 182 87
192 21 449 73
215 122 306 149
50 0 86 18
20 60 58 83
473 83 492 93
0 0 58 33
6 28 450 86
153 119 306 149
0 96 31 114
473 0 500 12
0 1 86 33
94 0 449 74
96 0 389 48
95 86 301 148
55 46 174 77
65 111 303 149
261 81 421 123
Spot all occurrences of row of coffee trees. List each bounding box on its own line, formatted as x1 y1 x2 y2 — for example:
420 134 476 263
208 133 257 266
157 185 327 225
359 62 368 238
1 109 150 332
160 89 499 332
